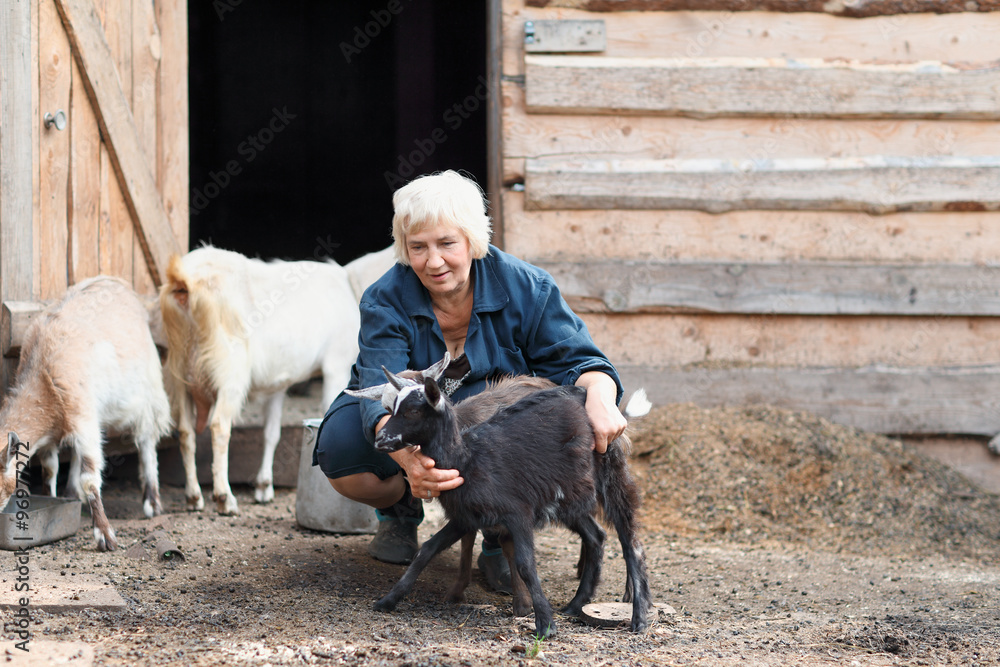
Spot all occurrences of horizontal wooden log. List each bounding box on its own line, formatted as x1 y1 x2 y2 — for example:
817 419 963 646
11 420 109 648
504 9 1000 76
501 192 1000 266
502 83 1000 168
1 296 165 358
523 0 1000 18
616 363 1000 436
525 55 1000 119
525 156 1000 214
2 301 48 358
582 312 1000 369
535 260 1000 316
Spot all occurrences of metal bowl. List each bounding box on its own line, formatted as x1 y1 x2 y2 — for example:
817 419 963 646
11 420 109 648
0 496 82 550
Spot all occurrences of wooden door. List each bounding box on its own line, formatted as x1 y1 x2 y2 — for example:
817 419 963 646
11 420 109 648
0 0 188 376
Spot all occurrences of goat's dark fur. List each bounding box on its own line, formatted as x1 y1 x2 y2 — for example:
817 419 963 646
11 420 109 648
372 376 652 637
441 374 556 606
347 361 556 608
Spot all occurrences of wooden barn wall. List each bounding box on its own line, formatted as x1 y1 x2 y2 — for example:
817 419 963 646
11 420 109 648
499 0 1000 435
0 0 187 374
2 0 187 305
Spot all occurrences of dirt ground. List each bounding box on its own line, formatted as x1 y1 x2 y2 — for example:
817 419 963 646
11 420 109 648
4 402 1000 666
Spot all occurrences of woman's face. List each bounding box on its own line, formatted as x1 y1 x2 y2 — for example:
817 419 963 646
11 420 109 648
405 222 473 300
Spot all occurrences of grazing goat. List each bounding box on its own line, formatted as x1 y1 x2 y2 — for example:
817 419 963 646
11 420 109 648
160 246 365 515
0 277 171 551
371 373 653 637
348 354 556 606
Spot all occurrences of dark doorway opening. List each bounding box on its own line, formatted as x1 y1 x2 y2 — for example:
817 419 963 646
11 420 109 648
187 1 488 265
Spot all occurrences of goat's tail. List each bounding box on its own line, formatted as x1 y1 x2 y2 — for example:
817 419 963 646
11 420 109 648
159 255 194 393
595 434 643 539
594 395 654 630
160 254 247 388
624 388 651 419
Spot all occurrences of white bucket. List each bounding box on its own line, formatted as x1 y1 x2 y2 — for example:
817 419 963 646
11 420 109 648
295 418 378 534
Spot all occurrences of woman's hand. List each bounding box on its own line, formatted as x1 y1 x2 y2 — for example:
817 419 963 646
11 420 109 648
576 371 627 454
377 415 464 500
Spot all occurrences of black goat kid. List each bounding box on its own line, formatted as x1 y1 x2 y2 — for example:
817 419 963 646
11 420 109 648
372 375 652 637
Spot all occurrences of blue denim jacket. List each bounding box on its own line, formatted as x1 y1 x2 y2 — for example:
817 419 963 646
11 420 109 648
350 245 622 443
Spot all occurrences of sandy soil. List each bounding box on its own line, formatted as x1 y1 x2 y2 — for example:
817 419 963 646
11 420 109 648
4 403 1000 666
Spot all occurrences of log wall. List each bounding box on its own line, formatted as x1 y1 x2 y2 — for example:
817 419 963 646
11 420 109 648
499 1 1000 435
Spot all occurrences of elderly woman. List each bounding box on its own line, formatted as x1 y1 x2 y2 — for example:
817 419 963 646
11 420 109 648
313 170 626 592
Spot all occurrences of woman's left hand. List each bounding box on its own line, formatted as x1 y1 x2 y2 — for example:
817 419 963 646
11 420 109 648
576 371 627 453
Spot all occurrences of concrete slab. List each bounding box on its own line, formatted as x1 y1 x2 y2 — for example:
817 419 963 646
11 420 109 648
0 569 125 613
157 425 304 488
1 640 94 666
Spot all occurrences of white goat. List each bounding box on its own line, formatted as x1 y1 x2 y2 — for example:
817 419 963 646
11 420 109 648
345 245 395 303
0 277 171 551
160 245 393 515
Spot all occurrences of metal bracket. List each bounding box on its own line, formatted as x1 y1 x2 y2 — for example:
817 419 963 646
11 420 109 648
523 19 606 53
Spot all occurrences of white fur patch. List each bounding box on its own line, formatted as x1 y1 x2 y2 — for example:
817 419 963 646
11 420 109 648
392 382 449 414
393 385 423 414
625 388 652 418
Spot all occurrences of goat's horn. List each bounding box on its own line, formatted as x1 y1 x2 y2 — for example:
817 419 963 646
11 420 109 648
382 366 405 390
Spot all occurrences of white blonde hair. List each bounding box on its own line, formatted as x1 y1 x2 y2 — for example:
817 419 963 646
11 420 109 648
391 171 492 266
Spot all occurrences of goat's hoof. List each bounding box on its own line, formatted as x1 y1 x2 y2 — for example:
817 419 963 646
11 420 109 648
143 499 163 518
254 483 274 504
215 493 240 516
373 597 397 612
513 601 532 618
186 494 205 512
535 621 556 639
94 529 117 552
444 589 467 604
630 616 651 633
559 603 584 617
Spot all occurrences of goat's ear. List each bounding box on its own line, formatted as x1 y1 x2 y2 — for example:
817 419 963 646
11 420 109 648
165 255 190 308
423 377 444 411
423 352 451 381
345 385 388 402
4 432 19 469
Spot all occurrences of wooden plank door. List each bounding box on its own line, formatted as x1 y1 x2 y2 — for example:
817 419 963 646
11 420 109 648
45 0 182 294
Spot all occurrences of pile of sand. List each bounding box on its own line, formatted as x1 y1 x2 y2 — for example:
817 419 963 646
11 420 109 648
631 403 1000 560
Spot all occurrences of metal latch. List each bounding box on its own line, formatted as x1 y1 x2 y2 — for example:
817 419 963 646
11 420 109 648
524 21 536 45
